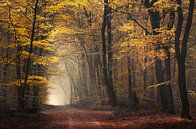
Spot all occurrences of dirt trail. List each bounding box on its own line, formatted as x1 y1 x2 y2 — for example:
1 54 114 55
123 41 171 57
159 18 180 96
41 106 116 129
0 105 196 129
40 105 196 129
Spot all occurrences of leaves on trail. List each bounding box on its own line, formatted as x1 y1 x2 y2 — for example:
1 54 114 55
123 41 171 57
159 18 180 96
0 106 196 129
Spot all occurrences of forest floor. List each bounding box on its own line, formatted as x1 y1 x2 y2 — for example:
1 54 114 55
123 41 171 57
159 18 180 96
0 105 196 129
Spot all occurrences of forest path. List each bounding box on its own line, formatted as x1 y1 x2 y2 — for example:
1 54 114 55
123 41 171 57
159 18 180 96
0 105 196 129
41 105 118 129
39 105 196 129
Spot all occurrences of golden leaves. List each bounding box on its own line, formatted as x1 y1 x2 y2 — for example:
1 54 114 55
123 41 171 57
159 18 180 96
151 0 176 12
34 56 59 66
6 76 49 87
46 0 88 14
119 22 134 32
51 27 77 36
33 40 54 51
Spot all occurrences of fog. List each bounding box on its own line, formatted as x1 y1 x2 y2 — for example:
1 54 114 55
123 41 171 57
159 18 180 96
47 63 71 106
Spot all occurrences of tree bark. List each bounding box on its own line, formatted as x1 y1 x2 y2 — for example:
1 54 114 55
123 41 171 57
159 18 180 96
101 0 117 106
23 0 39 87
175 0 194 119
165 47 175 114
143 0 175 113
163 8 176 114
127 57 133 106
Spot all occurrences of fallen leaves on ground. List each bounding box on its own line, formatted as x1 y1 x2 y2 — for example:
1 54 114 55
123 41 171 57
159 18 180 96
0 105 195 129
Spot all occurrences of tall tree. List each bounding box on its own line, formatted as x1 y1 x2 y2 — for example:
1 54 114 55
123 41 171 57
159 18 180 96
101 0 117 106
143 0 175 114
175 0 194 119
22 0 39 111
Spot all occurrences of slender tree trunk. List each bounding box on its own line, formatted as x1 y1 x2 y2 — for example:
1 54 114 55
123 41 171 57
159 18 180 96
178 59 190 118
101 0 117 106
165 47 175 114
175 0 194 118
143 49 147 94
163 8 176 114
147 3 169 111
127 57 133 106
21 0 39 112
70 77 74 104
3 24 11 106
131 59 139 105
23 0 39 88
8 5 23 111
155 56 168 111
107 5 117 106
150 11 169 110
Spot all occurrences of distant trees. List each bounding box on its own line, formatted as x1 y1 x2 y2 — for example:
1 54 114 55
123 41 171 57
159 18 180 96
0 0 57 112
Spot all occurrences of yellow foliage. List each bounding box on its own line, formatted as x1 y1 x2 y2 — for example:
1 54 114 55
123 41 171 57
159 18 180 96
34 56 59 66
33 40 54 51
7 76 49 87
119 22 134 32
49 27 78 39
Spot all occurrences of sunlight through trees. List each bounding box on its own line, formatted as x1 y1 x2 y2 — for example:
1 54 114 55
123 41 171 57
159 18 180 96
0 0 195 122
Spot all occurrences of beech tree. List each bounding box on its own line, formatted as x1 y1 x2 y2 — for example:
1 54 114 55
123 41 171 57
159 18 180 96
101 0 117 107
175 0 194 118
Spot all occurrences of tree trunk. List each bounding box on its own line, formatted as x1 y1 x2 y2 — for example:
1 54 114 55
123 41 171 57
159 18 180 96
178 59 190 118
131 59 139 105
165 47 175 114
127 57 133 106
23 0 39 88
150 10 168 112
144 0 175 113
155 56 168 111
143 50 147 94
175 0 194 119
163 8 176 114
101 0 117 106
107 5 117 107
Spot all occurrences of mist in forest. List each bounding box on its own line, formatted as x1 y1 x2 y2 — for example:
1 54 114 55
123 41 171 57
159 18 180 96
47 62 71 105
0 0 195 129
